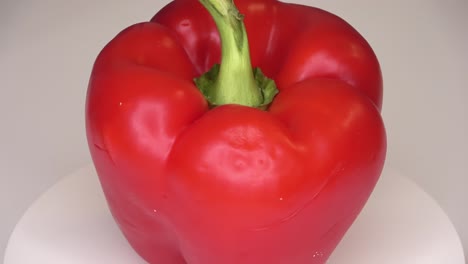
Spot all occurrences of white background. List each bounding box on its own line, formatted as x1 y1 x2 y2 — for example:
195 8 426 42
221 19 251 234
1 0 467 261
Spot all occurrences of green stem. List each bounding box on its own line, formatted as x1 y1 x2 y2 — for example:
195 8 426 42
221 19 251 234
196 0 277 108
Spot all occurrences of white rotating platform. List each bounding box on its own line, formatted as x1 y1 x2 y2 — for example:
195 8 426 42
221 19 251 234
3 166 465 264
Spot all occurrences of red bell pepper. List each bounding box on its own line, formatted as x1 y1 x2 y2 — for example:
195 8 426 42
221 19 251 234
85 0 386 263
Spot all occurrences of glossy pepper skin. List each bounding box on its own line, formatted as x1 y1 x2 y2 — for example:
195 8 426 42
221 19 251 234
85 0 386 263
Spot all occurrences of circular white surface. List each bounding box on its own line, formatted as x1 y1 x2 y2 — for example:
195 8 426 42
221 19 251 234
4 166 464 264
